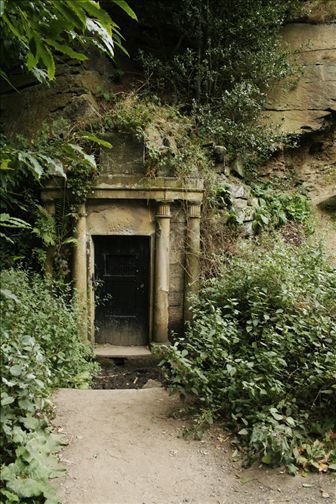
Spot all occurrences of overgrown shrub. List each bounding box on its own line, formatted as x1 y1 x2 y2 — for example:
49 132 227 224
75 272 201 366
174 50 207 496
0 269 99 502
137 0 298 165
252 185 311 231
103 92 209 176
160 240 336 473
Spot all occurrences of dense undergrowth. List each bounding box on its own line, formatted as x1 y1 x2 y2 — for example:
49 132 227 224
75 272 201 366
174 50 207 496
1 2 334 499
160 239 336 474
136 0 299 166
0 270 99 503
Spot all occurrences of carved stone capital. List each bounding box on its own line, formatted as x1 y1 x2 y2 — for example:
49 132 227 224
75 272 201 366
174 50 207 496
156 201 171 219
188 203 201 219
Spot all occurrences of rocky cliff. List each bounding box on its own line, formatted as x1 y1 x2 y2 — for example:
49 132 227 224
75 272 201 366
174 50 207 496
264 22 335 261
266 22 335 134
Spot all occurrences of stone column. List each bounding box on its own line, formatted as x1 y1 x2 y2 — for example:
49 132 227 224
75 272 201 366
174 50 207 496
184 203 202 321
73 203 88 341
153 201 171 344
44 201 55 277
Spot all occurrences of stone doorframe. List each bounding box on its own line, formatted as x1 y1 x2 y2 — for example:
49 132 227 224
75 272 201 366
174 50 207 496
42 176 203 345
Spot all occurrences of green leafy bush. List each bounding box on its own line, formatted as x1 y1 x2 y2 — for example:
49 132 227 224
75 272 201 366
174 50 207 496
160 240 336 472
252 185 311 231
0 0 136 83
0 123 110 273
103 93 209 177
1 269 98 387
0 269 99 502
138 0 297 165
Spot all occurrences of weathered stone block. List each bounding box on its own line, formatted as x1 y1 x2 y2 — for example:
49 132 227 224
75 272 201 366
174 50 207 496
264 23 336 134
99 133 145 175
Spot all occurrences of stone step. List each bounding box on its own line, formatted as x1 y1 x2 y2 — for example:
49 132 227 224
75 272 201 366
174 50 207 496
94 344 152 359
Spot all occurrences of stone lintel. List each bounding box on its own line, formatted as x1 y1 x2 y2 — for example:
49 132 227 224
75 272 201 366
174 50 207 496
41 176 204 203
42 188 203 203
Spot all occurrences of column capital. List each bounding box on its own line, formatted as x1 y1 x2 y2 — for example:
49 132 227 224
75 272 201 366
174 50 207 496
156 201 171 218
188 202 201 219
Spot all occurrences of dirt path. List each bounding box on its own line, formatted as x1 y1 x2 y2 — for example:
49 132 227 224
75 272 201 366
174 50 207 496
53 387 335 504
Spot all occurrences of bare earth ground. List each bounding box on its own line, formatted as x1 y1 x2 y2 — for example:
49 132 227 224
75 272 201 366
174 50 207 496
52 387 336 504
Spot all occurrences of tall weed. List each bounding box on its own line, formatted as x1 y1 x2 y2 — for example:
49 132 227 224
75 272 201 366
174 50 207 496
0 269 99 502
161 240 336 472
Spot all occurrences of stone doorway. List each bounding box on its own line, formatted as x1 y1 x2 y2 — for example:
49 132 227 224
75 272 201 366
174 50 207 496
42 176 204 347
94 235 150 346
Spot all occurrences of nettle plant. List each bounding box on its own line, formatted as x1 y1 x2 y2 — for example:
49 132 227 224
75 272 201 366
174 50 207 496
251 184 311 232
1 269 99 502
160 239 336 473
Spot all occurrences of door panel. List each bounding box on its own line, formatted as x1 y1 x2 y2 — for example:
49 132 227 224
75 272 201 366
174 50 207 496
94 236 149 345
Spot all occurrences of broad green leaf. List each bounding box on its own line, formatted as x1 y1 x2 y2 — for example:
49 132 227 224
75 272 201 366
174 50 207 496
113 0 138 20
1 395 15 406
2 14 26 42
262 454 272 464
9 365 23 377
27 50 39 71
0 0 5 17
7 477 45 498
18 152 44 178
46 39 88 61
66 0 87 27
86 18 114 57
53 2 84 30
0 214 31 229
62 237 78 245
82 1 112 31
285 416 296 427
270 411 283 421
67 144 96 168
260 214 269 225
82 133 112 148
38 154 66 178
40 45 56 80
18 398 35 412
287 463 298 475
31 66 49 83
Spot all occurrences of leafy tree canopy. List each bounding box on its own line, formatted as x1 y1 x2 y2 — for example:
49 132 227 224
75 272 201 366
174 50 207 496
0 0 137 83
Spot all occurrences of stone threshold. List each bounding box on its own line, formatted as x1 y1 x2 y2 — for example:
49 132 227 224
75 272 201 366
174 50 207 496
94 344 152 358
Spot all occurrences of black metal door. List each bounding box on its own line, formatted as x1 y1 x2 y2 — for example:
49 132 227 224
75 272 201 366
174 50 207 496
94 236 150 345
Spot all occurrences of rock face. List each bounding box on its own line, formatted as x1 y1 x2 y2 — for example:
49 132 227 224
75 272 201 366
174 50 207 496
265 23 336 134
0 54 115 139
